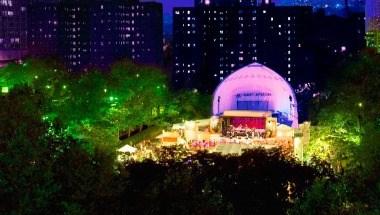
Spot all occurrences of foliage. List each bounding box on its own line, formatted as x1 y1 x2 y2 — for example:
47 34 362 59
0 85 328 215
306 110 361 171
305 50 380 170
0 88 322 215
0 59 173 147
119 149 323 215
0 59 212 148
2 58 350 215
171 90 212 120
0 87 118 215
0 87 58 214
292 50 380 214
0 59 215 214
290 174 380 215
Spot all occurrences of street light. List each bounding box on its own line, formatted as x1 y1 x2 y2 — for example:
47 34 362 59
217 96 221 115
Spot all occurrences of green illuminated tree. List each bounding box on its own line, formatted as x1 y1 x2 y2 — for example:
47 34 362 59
0 86 119 215
0 87 58 214
172 90 211 120
0 58 67 91
0 59 174 147
106 61 170 135
293 50 380 215
306 50 380 170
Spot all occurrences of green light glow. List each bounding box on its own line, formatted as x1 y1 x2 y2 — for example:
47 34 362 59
358 102 363 108
366 31 380 53
1 87 9 94
0 59 173 148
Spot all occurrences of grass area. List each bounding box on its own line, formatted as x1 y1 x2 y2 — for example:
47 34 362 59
120 125 165 147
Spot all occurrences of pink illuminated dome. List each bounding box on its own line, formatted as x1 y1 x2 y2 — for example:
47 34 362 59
213 63 298 127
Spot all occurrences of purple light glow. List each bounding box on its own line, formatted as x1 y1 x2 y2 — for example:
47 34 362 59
212 63 298 128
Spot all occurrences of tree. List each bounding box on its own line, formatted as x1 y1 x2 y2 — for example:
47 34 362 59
306 50 380 171
0 59 175 147
171 90 211 121
292 50 380 214
0 87 59 214
119 149 322 215
0 86 120 215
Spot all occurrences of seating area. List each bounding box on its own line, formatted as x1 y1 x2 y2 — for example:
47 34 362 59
190 140 217 150
226 125 267 138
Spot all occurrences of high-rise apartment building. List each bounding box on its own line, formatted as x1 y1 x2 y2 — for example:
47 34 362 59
195 0 258 6
57 0 91 71
115 2 163 66
28 0 163 72
0 0 27 67
366 0 380 52
28 0 60 58
173 3 313 92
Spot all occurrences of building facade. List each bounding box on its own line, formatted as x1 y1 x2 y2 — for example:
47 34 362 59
0 0 28 67
115 2 163 66
366 0 380 52
173 2 366 93
173 3 313 92
28 0 163 72
195 0 259 7
28 1 60 58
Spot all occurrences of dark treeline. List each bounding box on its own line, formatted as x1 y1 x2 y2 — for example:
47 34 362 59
118 150 326 215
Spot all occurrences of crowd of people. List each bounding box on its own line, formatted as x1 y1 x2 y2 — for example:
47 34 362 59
226 124 269 139
190 140 217 150
184 121 283 151
189 136 276 151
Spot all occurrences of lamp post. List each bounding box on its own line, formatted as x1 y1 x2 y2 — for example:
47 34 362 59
217 96 221 115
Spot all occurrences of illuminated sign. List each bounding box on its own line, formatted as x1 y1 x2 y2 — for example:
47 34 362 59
236 92 272 98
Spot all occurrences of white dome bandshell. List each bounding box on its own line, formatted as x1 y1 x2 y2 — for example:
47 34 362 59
212 63 298 128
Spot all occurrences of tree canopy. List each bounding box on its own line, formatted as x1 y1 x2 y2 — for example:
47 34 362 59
305 50 380 169
0 59 210 148
0 86 325 215
292 50 380 214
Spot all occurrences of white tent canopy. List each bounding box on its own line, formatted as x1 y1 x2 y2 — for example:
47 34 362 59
118 144 137 153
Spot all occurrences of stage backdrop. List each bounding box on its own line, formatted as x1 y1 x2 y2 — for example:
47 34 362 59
231 117 266 129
